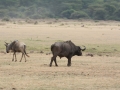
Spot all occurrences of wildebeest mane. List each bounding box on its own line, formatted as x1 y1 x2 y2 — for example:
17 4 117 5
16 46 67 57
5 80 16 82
8 40 17 50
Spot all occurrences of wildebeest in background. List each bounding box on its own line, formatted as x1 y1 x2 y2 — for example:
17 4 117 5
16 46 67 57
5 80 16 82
50 40 86 67
4 40 29 62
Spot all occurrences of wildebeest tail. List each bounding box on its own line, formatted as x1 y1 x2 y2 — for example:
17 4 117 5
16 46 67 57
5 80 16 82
24 45 30 57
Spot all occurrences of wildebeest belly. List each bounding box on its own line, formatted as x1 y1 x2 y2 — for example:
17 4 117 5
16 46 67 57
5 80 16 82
14 49 21 52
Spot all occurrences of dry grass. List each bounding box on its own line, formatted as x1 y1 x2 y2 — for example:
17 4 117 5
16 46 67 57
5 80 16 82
0 53 120 90
0 19 120 90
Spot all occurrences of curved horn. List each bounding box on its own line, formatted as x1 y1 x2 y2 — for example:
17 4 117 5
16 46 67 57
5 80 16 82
4 41 9 46
4 41 8 46
4 41 8 44
81 45 86 51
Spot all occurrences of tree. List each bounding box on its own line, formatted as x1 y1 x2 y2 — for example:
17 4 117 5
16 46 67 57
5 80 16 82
0 0 120 20
0 9 8 17
0 0 19 7
87 4 103 18
114 9 120 17
113 8 120 20
61 9 75 19
93 8 107 20
104 4 116 15
70 11 89 19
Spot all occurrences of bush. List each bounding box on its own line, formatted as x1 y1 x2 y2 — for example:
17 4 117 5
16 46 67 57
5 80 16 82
0 9 8 17
2 17 10 21
114 8 120 17
45 13 55 18
70 11 89 19
29 14 42 19
61 9 75 19
24 10 33 17
107 16 120 21
93 8 107 20
8 12 19 18
104 4 116 15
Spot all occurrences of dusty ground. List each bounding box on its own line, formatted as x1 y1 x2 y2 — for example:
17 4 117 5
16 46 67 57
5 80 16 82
0 19 120 90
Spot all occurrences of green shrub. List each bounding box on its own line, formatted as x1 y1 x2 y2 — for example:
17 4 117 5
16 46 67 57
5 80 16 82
30 14 42 19
93 8 107 20
114 9 120 17
104 4 116 15
0 9 8 17
61 9 75 19
70 11 89 19
2 17 10 21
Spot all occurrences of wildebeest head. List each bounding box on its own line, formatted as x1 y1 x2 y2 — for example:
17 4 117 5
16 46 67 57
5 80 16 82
4 42 10 53
75 46 86 56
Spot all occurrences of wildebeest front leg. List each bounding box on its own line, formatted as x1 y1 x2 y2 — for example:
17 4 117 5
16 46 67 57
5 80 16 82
12 52 17 62
67 57 71 66
12 53 15 61
14 53 17 62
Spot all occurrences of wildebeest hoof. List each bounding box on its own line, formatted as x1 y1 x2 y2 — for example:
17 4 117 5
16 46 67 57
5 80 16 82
49 64 52 67
67 64 71 67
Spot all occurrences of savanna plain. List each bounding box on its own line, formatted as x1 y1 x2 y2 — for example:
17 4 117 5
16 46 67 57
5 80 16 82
0 19 120 90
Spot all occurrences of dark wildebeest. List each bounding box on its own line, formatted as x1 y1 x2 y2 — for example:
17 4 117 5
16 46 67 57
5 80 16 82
4 40 29 62
50 40 86 67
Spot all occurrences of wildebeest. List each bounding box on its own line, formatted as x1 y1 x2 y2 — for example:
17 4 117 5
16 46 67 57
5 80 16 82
50 40 86 67
4 40 29 62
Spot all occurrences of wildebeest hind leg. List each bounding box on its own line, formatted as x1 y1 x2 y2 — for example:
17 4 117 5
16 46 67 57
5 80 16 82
54 58 58 66
23 53 27 62
20 53 23 62
50 57 54 67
